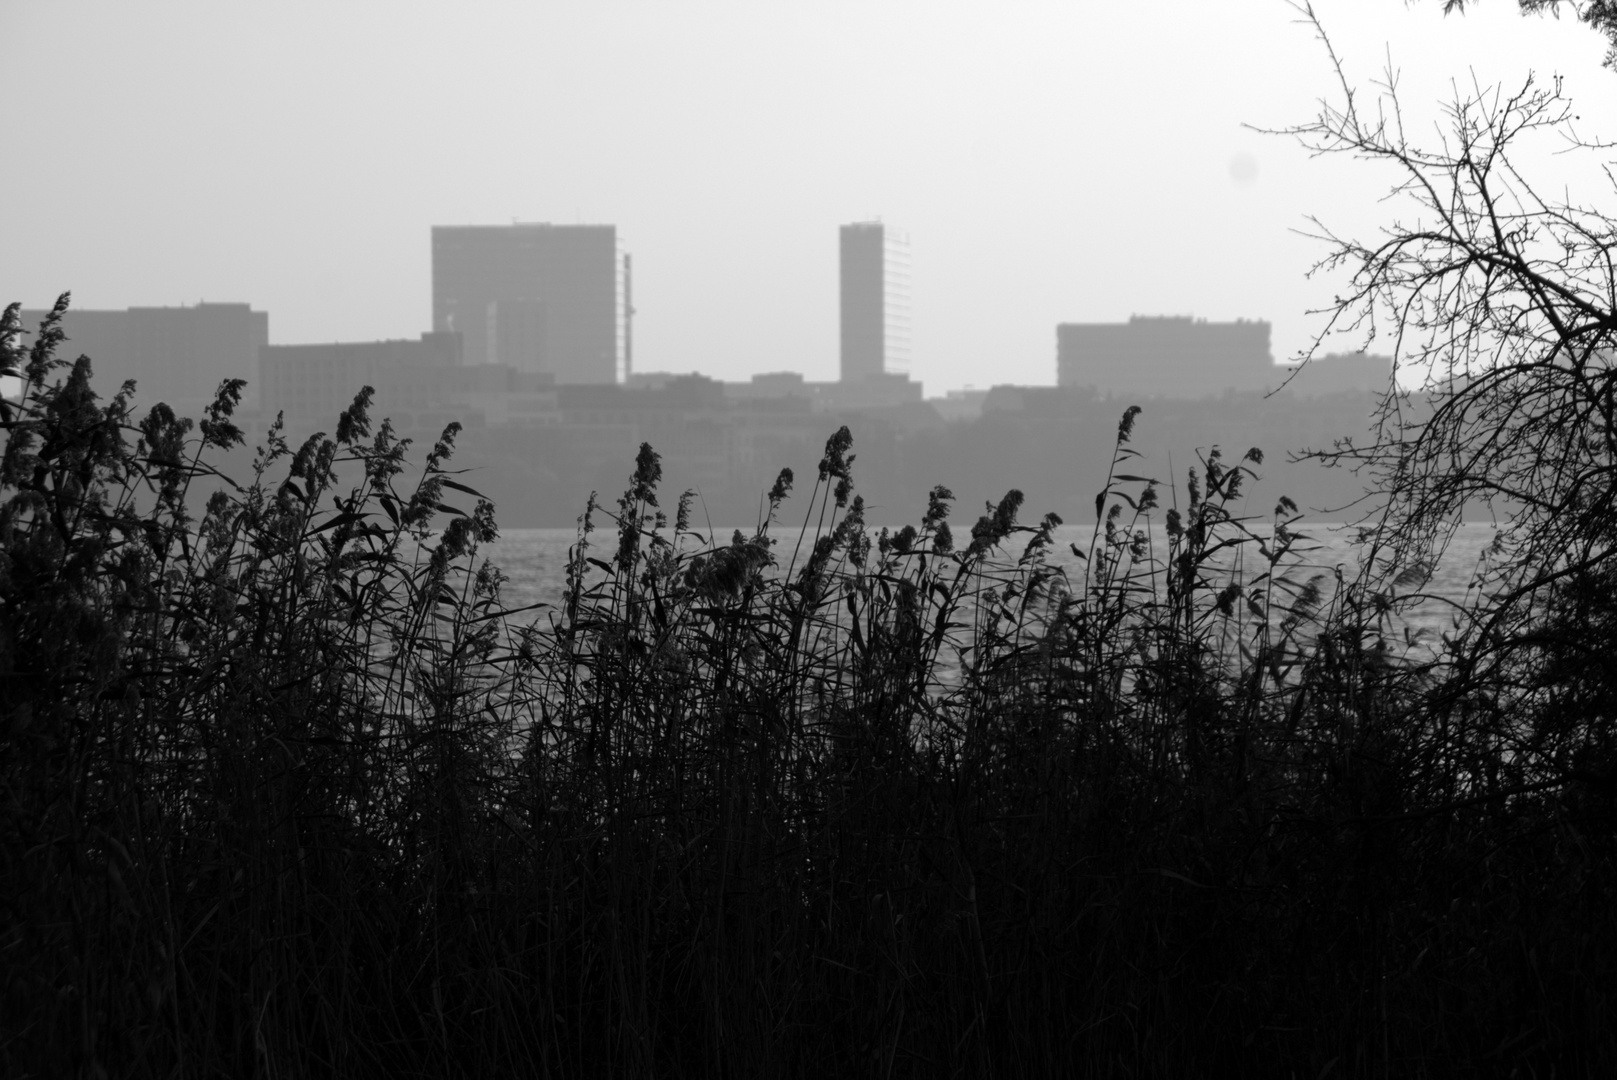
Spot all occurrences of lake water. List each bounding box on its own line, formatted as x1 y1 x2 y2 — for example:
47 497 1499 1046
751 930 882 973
474 521 1502 648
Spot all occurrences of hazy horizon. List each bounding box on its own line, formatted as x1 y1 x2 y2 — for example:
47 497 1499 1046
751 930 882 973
5 0 1613 394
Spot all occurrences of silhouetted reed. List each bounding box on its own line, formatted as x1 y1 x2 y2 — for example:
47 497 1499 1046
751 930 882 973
3 296 1612 1078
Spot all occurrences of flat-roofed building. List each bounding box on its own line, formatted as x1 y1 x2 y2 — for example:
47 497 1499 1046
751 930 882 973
431 223 622 384
1057 315 1272 399
1273 352 1393 397
840 222 911 384
930 387 992 423
259 331 463 426
17 301 268 414
259 331 559 433
723 371 817 402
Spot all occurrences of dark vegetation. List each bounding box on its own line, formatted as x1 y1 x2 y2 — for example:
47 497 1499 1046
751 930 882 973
10 14 1617 1074
3 293 1615 1078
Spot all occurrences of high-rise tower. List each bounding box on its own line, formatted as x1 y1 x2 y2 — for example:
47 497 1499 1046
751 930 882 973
839 222 910 383
432 223 623 384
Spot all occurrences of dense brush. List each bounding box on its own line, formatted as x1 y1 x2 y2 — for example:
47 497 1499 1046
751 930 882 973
3 297 1613 1078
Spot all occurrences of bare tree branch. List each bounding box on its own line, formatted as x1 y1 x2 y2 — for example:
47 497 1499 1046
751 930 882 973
1272 4 1617 726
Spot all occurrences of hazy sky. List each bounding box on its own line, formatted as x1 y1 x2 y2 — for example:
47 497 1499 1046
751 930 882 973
5 1 1615 394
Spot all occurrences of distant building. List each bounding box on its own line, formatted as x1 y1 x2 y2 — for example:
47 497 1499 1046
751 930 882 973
713 369 923 411
1273 352 1392 397
558 374 728 419
724 371 817 402
840 222 911 384
636 369 924 412
817 371 924 410
259 331 461 424
624 371 702 391
930 387 992 423
1056 315 1273 399
431 223 623 383
18 302 268 414
259 331 557 431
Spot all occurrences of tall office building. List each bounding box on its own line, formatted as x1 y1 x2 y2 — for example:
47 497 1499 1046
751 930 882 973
16 301 268 413
839 222 911 383
1056 315 1273 399
431 223 623 384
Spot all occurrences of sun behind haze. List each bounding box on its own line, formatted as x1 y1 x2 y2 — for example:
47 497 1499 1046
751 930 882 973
2 0 1611 394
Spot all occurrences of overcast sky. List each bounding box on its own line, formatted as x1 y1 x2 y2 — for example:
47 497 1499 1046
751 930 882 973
5 0 1614 394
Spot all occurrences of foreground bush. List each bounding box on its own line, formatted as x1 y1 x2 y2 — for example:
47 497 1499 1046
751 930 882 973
2 297 1614 1078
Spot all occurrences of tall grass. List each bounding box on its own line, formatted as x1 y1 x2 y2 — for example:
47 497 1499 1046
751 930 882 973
3 296 1614 1078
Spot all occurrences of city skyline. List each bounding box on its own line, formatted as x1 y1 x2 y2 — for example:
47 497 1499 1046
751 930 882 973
9 212 1387 404
5 2 1611 396
12 267 1390 410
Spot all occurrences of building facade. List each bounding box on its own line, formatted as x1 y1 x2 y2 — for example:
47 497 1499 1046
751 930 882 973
259 331 560 433
18 302 268 414
840 222 911 383
1273 352 1393 397
431 223 623 384
1056 316 1274 399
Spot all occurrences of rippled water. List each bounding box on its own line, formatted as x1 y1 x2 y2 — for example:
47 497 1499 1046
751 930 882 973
474 522 1502 646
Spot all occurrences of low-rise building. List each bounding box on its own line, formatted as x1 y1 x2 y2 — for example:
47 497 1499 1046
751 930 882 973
1272 352 1393 397
1057 315 1273 399
929 387 992 423
18 301 268 414
258 331 558 433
